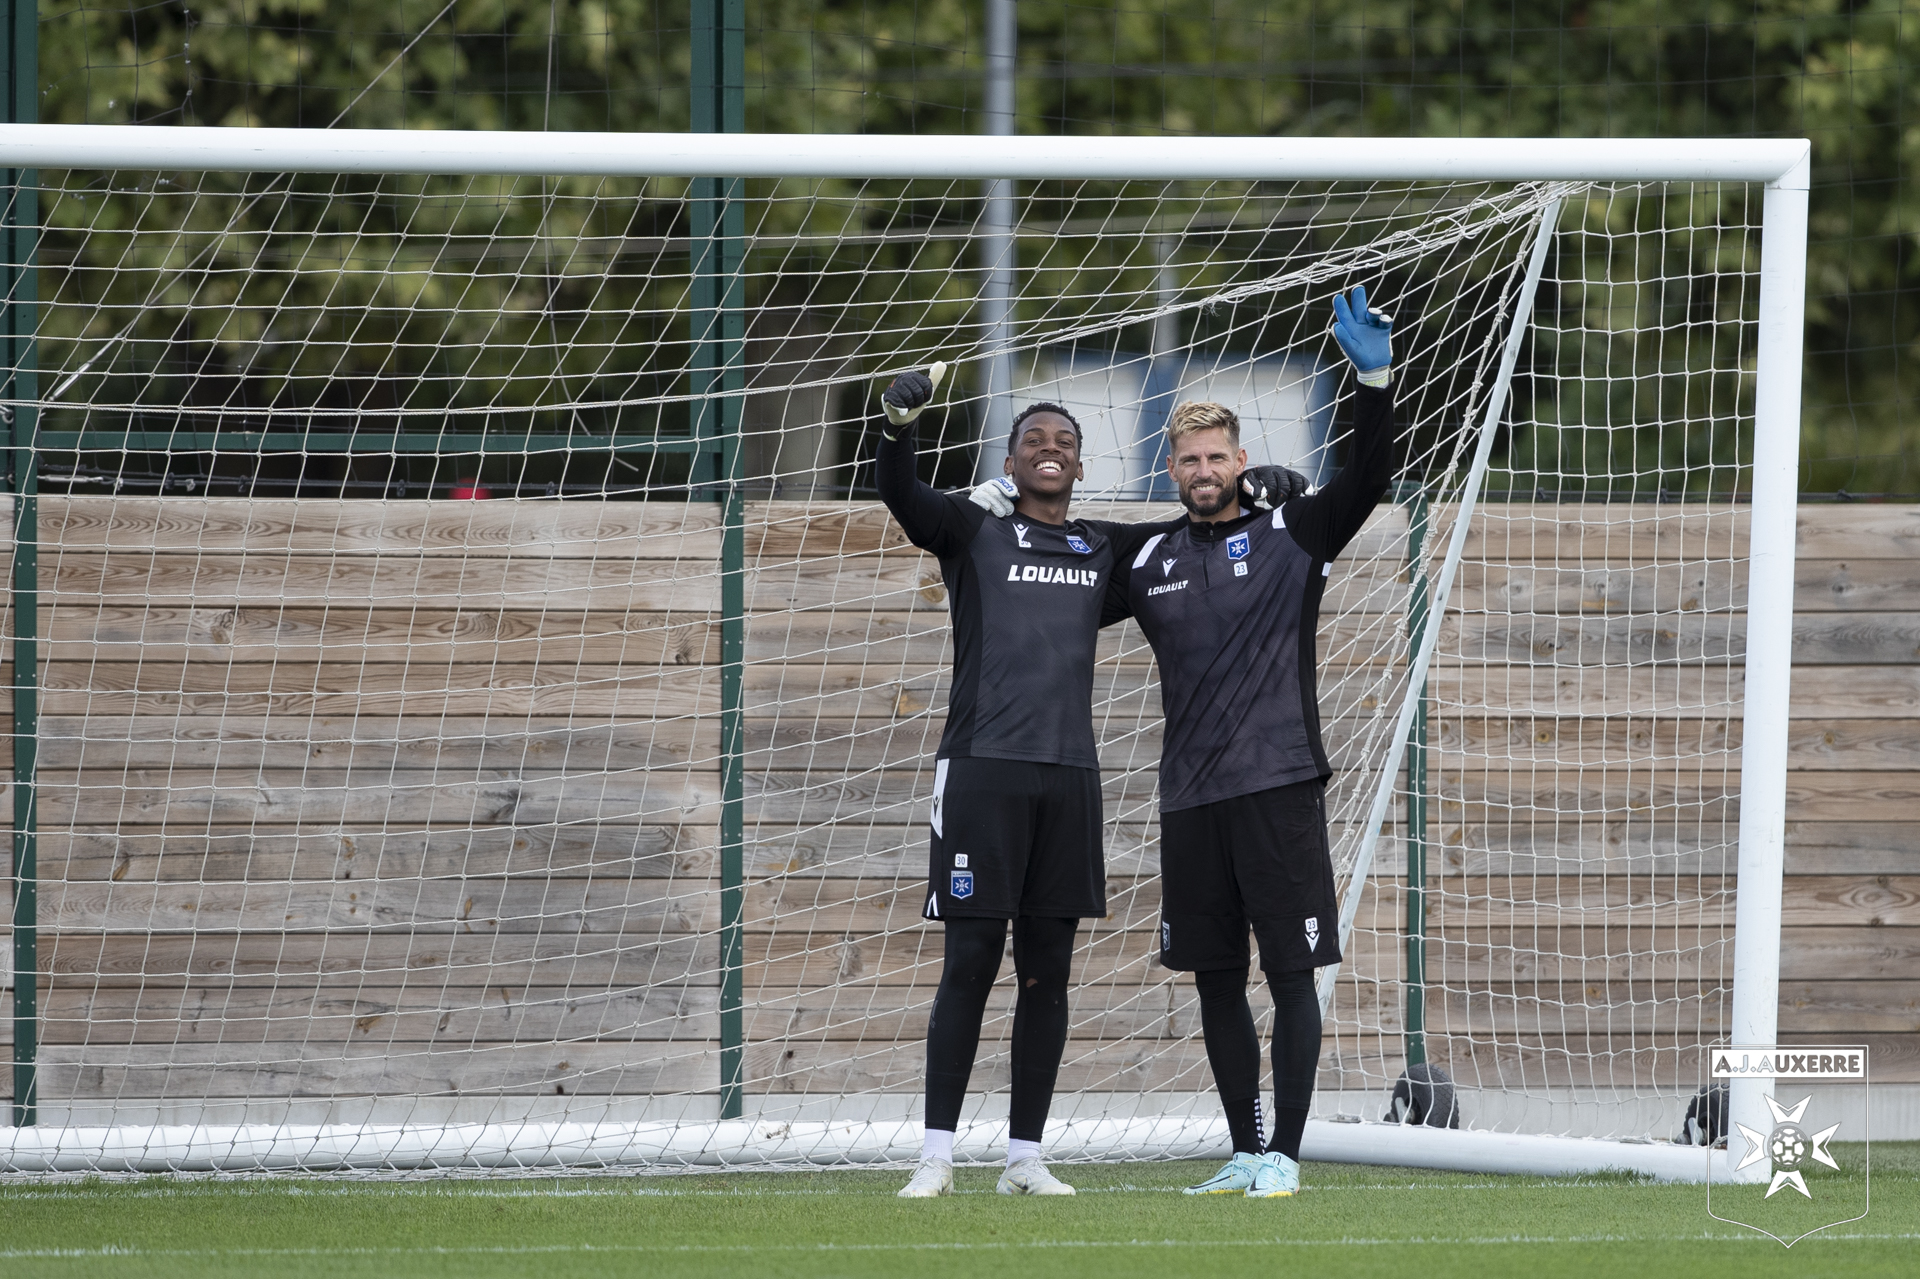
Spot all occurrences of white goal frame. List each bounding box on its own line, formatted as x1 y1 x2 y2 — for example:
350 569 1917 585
0 127 1808 1181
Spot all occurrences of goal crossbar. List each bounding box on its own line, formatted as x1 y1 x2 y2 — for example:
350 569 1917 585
0 126 1810 186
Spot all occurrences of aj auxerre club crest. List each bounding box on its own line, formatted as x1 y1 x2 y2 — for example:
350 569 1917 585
1226 531 1251 561
949 869 975 899
1706 1044 1870 1248
1066 535 1092 554
1734 1094 1840 1199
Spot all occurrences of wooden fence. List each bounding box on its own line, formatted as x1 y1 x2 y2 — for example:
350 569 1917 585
0 497 1914 1126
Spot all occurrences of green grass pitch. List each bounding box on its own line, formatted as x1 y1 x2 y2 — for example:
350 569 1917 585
2 1145 1912 1278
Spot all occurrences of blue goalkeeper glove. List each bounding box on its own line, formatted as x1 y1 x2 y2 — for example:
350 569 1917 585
1331 285 1393 388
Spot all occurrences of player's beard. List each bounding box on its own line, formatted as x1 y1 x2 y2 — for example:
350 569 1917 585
1179 474 1237 518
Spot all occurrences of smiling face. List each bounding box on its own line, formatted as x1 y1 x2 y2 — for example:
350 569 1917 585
1168 426 1248 520
1003 412 1084 502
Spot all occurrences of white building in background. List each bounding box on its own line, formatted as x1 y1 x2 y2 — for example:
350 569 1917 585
977 349 1336 500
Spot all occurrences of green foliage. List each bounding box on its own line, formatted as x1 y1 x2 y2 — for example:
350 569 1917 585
26 1 1920 491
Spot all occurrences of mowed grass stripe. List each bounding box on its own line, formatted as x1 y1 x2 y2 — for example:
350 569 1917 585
0 1152 1910 1278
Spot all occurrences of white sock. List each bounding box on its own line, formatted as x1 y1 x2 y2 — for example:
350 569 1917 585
922 1128 954 1163
1006 1138 1042 1167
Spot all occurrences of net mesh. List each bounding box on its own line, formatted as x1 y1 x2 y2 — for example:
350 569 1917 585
0 168 1760 1170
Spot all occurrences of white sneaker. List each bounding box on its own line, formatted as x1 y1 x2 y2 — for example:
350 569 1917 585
996 1156 1076 1196
897 1156 954 1198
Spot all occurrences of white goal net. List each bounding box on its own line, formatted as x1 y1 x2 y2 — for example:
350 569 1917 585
0 138 1800 1175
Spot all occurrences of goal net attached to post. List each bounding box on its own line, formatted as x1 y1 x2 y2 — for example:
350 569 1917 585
0 130 1806 1178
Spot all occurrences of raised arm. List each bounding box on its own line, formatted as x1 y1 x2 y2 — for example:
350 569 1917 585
874 365 980 557
1279 286 1398 561
1278 385 1395 561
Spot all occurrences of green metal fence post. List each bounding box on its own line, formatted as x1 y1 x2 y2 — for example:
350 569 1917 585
692 0 746 1123
1403 487 1430 1071
4 0 36 1128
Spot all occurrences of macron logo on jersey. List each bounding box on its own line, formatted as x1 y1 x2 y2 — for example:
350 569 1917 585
1161 557 1177 576
1007 563 1100 587
1013 522 1033 548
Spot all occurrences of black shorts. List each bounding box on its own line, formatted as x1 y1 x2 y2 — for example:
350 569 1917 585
1157 778 1341 974
922 756 1105 920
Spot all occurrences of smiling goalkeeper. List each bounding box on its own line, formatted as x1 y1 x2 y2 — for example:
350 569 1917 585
874 370 1305 1198
1094 286 1398 1199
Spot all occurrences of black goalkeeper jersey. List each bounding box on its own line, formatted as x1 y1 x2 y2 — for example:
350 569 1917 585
1108 385 1397 812
876 433 1175 767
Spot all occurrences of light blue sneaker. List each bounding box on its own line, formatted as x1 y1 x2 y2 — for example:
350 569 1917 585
1183 1151 1264 1195
1246 1151 1301 1198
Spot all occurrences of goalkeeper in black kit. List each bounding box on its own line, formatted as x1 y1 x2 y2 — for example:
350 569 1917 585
1108 286 1397 1199
873 363 1306 1198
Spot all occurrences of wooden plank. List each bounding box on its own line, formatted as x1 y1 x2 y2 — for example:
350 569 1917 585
35 1042 720 1099
1457 505 1749 561
1425 665 1920 719
743 1039 1221 1096
1792 559 1920 613
1778 981 1920 1033
42 823 716 884
46 552 714 611
1451 560 1745 615
1782 823 1920 875
1439 614 1744 666
1433 717 1920 772
39 662 717 719
43 876 718 934
1779 875 1920 928
41 983 721 1046
44 497 722 559
36 717 713 774
43 607 721 666
42 933 716 987
1448 558 1920 616
1791 614 1920 664
1777 1033 1920 1081
746 502 915 558
40 768 721 828
1792 504 1920 560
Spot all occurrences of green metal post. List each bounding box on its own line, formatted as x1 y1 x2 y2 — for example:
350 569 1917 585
1402 488 1430 1070
692 0 746 1122
4 0 36 1127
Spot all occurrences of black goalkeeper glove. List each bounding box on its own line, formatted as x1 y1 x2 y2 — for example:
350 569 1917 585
880 361 948 440
1239 464 1312 508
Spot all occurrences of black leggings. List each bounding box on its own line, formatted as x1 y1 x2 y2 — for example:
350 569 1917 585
923 916 1077 1142
1196 965 1322 1148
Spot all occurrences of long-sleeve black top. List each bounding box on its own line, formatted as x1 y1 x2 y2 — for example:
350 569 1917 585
875 430 1177 767
1104 385 1397 809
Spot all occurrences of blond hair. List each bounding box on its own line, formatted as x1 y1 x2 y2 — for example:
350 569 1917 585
1166 400 1240 449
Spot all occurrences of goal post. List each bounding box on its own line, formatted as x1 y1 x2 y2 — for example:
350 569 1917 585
0 128 1807 1179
